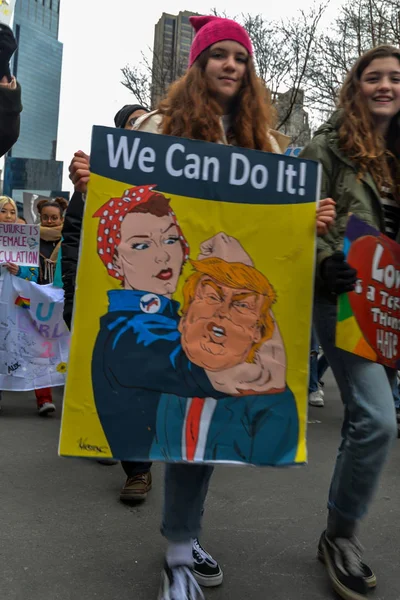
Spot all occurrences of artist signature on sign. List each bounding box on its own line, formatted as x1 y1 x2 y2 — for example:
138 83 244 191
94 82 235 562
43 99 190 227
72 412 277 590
78 438 109 454
7 361 21 374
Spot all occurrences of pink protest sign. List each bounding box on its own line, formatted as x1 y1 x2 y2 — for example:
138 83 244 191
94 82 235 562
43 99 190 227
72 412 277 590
0 223 40 266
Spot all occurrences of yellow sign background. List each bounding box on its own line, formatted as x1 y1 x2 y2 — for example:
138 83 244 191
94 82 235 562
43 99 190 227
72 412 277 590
59 172 316 464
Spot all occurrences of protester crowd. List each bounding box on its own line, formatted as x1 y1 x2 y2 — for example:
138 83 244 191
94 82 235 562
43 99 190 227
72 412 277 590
1 13 400 600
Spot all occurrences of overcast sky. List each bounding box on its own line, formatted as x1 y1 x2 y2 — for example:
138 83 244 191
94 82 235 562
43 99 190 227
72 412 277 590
56 0 343 192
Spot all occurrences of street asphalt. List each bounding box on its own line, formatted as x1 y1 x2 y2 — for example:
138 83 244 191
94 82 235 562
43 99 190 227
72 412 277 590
0 372 399 600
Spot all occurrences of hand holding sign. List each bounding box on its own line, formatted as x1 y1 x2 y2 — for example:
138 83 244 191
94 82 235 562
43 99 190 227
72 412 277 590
5 262 18 275
316 198 336 237
321 250 357 294
69 150 90 194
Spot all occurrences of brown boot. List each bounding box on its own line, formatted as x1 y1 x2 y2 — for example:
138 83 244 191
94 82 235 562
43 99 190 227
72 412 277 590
120 471 152 502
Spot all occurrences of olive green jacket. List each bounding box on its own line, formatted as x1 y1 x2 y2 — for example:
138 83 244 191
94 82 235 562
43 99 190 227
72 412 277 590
300 111 394 297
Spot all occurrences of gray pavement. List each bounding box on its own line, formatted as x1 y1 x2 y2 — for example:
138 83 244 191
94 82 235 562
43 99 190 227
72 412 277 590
0 373 399 600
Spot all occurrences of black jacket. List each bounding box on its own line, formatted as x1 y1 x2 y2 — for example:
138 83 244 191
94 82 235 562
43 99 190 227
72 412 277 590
61 191 84 329
0 81 22 157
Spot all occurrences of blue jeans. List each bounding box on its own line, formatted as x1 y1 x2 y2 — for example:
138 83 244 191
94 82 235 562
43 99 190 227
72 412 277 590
309 328 320 393
318 353 329 381
309 329 330 393
314 298 397 522
121 461 152 477
161 464 214 542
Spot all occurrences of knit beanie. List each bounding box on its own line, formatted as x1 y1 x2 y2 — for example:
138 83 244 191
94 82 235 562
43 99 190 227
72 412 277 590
189 15 253 68
114 104 148 129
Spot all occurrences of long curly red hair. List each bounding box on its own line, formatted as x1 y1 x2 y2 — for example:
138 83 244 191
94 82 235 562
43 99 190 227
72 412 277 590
158 49 276 152
338 45 400 198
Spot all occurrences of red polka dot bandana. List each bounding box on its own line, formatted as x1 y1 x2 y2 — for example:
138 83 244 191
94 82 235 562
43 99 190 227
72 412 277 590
93 185 190 280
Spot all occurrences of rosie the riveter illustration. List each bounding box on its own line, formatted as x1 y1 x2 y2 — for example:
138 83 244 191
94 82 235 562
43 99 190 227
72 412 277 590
92 185 299 465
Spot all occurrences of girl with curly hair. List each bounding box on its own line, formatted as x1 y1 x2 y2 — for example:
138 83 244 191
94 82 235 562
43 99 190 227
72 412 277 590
301 45 400 600
70 15 335 600
34 197 68 415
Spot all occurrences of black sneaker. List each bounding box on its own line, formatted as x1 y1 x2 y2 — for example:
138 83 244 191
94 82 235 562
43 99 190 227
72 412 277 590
317 530 376 589
318 531 373 600
158 564 204 600
192 538 223 587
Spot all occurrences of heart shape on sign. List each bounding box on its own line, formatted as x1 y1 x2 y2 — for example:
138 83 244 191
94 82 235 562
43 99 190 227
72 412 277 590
347 234 400 368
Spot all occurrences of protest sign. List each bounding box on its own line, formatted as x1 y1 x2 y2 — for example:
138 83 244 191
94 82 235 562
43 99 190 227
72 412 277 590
0 223 40 266
23 193 49 224
0 0 15 25
59 126 320 465
336 215 400 368
0 273 69 391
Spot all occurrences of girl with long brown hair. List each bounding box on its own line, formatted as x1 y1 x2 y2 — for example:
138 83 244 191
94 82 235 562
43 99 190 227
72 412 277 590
301 45 400 600
70 15 335 600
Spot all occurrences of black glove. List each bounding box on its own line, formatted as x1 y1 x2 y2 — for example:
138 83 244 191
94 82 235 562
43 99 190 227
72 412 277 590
321 250 357 295
0 24 17 81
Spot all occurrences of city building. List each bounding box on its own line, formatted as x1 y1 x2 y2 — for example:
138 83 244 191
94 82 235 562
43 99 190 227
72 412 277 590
11 0 63 160
275 89 311 147
151 10 198 108
3 0 64 208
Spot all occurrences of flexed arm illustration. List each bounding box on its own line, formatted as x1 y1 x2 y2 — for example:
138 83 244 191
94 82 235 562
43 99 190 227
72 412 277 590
179 232 286 396
93 190 285 397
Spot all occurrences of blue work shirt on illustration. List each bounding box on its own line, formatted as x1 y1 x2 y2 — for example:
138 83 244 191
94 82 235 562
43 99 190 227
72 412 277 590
91 289 223 459
92 289 300 465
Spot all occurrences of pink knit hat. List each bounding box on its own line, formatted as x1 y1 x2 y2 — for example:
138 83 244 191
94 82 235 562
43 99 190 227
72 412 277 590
189 15 253 68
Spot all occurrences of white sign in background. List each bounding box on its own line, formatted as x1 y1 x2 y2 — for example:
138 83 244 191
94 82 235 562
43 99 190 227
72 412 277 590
23 192 50 225
0 274 70 391
0 0 15 25
0 223 40 266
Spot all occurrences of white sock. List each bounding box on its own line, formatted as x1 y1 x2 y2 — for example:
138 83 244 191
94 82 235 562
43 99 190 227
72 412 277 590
166 540 193 568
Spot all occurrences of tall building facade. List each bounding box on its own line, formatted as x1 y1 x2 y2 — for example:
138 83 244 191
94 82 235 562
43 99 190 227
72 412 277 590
151 10 197 108
11 0 63 160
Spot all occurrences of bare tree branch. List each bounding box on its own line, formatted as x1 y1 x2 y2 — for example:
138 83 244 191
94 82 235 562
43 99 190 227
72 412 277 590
120 0 399 141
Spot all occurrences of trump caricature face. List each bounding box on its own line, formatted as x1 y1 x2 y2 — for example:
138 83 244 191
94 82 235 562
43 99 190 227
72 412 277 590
179 274 264 371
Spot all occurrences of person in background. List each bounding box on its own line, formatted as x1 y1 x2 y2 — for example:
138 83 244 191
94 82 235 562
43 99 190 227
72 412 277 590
37 198 67 285
34 197 68 415
113 103 148 131
0 197 38 411
71 15 335 600
62 104 155 495
308 328 325 407
0 24 22 157
17 216 26 224
301 45 400 600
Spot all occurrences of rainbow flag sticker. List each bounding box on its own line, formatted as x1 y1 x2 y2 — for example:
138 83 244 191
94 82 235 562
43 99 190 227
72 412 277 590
15 295 31 309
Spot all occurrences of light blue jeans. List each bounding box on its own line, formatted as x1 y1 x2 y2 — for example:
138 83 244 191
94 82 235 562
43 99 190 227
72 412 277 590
314 298 397 522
